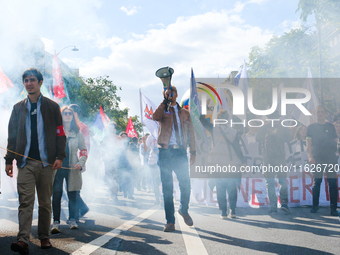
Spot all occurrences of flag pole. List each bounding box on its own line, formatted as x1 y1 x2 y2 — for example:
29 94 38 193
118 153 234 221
139 88 145 137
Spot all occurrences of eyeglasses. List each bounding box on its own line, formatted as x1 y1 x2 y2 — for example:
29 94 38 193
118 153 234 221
63 112 73 116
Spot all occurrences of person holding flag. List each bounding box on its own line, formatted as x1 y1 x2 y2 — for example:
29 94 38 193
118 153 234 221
119 131 134 199
101 122 120 202
153 84 196 232
200 109 245 219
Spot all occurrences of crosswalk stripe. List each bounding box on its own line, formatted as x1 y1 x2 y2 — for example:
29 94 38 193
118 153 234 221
72 208 158 255
177 211 209 255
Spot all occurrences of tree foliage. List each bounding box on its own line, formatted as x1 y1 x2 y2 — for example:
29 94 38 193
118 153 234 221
297 0 340 24
248 26 322 78
67 75 142 135
247 0 340 113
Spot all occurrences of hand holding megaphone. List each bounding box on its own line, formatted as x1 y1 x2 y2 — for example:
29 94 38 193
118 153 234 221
164 88 173 100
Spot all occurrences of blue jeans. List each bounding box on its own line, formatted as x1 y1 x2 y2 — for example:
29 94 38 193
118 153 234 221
159 148 191 224
76 191 89 220
52 169 77 221
216 178 238 213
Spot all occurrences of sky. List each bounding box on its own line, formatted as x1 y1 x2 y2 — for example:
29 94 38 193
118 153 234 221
0 0 303 123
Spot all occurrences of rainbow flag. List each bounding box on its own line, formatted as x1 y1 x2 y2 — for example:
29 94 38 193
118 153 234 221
91 105 110 142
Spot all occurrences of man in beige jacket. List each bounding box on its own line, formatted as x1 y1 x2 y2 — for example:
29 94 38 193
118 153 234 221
153 86 196 232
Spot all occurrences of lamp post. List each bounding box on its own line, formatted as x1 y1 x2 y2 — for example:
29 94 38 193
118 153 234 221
43 46 79 75
57 45 79 56
316 13 324 106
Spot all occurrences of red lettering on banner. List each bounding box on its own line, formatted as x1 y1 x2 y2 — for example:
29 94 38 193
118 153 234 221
240 178 249 203
56 125 65 136
302 172 313 200
195 180 207 203
290 175 300 203
252 179 265 206
324 174 330 201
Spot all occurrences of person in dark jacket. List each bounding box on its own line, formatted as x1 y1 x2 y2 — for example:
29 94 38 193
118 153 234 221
5 68 66 254
200 110 245 219
256 111 291 214
307 105 338 216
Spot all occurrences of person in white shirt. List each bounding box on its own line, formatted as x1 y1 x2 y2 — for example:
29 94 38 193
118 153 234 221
143 134 161 204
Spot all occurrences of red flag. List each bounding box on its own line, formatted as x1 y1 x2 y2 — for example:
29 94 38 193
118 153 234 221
52 52 66 99
0 66 14 94
126 117 138 138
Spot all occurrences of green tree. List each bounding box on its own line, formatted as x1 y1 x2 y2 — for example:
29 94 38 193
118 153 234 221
67 75 142 135
247 24 340 113
297 0 340 23
248 26 321 78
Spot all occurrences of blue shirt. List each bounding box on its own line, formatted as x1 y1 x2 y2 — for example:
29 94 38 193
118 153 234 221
21 95 48 167
169 104 183 146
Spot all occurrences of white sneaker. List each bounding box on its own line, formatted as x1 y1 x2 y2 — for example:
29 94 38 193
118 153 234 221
220 215 228 220
51 221 60 234
69 219 78 229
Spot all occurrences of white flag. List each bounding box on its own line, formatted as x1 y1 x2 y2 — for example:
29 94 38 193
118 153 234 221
290 68 319 127
140 92 159 140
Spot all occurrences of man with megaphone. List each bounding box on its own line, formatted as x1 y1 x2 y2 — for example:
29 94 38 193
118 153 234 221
153 67 196 232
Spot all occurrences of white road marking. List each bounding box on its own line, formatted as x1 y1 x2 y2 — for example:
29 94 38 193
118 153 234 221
7 198 18 202
72 208 158 255
176 211 209 255
0 206 18 211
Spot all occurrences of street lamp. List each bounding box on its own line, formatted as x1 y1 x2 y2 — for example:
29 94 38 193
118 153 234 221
57 45 79 56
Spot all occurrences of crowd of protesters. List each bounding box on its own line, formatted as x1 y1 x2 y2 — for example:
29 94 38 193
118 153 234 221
3 68 163 254
203 105 340 219
4 67 340 254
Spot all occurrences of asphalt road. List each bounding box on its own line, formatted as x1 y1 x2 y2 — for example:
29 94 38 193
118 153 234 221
1 182 339 255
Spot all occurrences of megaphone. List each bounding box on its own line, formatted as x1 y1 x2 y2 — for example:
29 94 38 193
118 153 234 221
155 66 174 91
155 66 174 113
155 66 174 78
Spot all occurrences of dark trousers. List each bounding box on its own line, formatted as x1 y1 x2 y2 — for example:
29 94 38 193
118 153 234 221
76 191 89 219
52 169 77 221
312 178 338 209
264 171 288 210
118 169 134 196
313 159 338 210
104 162 119 196
216 179 238 213
117 155 134 196
159 148 190 224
